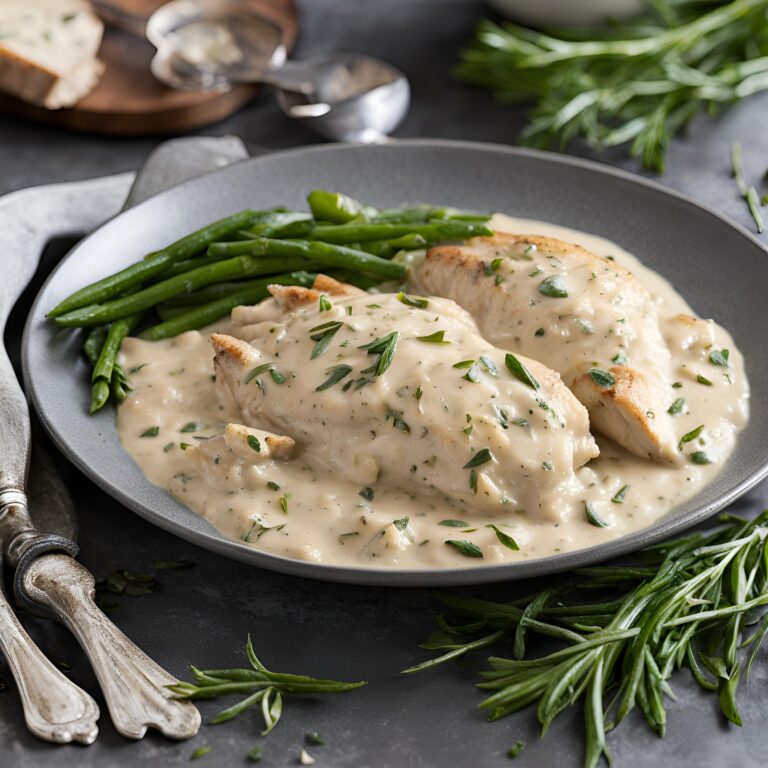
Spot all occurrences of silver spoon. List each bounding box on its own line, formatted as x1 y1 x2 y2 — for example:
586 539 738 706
145 0 410 142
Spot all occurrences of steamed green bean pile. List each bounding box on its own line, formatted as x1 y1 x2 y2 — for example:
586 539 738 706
48 189 492 413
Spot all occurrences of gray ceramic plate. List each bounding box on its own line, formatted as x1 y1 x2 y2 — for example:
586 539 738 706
22 140 768 586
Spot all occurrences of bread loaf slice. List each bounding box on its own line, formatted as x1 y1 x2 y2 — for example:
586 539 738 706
0 0 104 109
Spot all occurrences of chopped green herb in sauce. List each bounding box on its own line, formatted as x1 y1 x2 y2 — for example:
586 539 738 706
397 292 429 309
445 540 483 558
585 501 609 527
538 275 568 298
505 353 540 390
589 369 615 388
488 524 520 551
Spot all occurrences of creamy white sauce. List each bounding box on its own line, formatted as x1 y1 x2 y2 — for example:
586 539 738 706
116 216 749 569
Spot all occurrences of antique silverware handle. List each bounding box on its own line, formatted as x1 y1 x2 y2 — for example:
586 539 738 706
0 576 100 744
21 553 201 740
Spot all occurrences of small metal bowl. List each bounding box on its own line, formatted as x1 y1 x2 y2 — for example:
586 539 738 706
274 54 410 143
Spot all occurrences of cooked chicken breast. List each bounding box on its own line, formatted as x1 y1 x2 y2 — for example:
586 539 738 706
210 278 599 522
416 234 680 463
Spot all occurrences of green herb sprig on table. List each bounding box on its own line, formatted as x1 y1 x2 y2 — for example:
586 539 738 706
404 511 768 768
457 0 768 173
169 636 366 736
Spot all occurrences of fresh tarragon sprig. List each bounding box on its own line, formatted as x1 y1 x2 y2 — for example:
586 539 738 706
404 510 768 768
169 636 366 735
456 0 768 173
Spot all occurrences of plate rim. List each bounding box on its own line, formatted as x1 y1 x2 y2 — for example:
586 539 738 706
22 138 768 586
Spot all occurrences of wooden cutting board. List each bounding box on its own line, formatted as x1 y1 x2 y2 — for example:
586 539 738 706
0 0 298 136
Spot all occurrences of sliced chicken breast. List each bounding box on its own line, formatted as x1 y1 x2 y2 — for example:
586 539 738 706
417 233 680 463
210 278 599 522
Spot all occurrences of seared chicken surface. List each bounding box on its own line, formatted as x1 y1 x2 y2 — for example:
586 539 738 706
210 277 599 522
417 234 680 463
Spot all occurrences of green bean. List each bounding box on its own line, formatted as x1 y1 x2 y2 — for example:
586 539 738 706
55 255 279 327
90 380 111 413
155 305 188 322
48 209 263 317
83 325 107 365
160 252 230 279
247 238 405 279
239 211 315 239
90 314 141 413
139 272 315 341
110 363 132 403
359 233 430 258
372 206 490 223
307 220 493 244
307 190 366 223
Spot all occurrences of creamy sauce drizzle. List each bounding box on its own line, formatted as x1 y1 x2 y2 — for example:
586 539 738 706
116 216 749 569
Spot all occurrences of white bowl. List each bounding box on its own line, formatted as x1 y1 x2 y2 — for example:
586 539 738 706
489 0 644 27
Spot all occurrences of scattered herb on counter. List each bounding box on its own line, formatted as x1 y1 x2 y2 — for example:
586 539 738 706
190 746 211 760
457 4 768 173
732 142 765 234
246 745 263 762
169 636 365 737
507 741 525 760
305 732 324 746
404 510 768 768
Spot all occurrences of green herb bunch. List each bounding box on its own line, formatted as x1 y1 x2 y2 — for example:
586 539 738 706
457 0 768 172
404 511 768 768
170 637 366 735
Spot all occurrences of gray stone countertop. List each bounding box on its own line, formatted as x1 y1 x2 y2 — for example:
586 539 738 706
1 1 767 766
